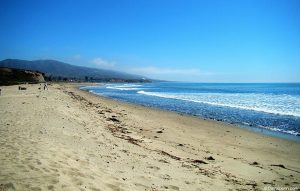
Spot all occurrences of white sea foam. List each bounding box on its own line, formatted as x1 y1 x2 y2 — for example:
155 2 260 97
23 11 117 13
137 91 300 117
260 126 300 136
80 86 98 90
106 87 142 91
110 84 142 88
106 84 142 91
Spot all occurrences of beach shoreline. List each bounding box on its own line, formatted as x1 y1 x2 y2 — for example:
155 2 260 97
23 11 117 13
0 83 299 190
79 83 300 142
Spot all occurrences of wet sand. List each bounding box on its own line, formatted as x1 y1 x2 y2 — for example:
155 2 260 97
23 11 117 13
0 83 299 191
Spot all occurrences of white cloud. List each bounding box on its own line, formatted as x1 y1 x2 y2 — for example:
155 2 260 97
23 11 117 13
73 54 81 60
91 57 115 68
128 66 212 76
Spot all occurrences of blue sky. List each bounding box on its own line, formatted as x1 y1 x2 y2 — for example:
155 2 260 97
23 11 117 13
0 0 299 82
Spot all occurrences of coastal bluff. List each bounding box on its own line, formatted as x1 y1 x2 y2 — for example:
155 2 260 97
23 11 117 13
0 67 45 86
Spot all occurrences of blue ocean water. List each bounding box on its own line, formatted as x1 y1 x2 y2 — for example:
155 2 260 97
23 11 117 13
81 82 300 141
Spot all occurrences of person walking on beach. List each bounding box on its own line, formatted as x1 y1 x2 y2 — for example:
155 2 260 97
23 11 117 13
0 88 1 96
44 83 48 90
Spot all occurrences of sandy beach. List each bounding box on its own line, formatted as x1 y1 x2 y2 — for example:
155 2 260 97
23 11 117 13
0 83 299 191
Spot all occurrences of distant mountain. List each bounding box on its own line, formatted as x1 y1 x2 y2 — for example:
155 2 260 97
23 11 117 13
0 67 45 85
0 59 150 82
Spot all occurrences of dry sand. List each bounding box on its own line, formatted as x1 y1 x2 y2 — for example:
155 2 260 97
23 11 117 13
0 83 299 191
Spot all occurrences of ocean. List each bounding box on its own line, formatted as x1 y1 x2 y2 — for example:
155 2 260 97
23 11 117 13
81 82 300 141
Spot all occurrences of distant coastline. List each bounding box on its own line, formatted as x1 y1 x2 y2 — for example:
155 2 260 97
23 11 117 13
0 59 152 83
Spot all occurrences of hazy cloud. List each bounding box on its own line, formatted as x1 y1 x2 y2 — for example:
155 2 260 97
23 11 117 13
91 57 115 68
128 66 212 76
72 54 81 60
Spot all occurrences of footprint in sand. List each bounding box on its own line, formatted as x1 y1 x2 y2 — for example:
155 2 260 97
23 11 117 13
71 177 83 186
106 182 126 191
89 186 101 191
163 185 180 190
0 182 16 191
134 183 150 190
147 166 160 171
47 185 55 190
160 174 171 180
31 187 43 191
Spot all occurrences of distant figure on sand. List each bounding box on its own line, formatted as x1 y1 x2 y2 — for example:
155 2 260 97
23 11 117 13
18 86 26 90
0 88 1 96
44 83 48 90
